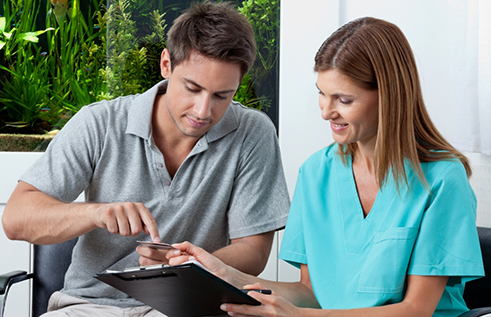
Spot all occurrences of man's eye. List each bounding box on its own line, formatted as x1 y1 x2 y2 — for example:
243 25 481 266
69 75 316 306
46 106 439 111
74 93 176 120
186 86 199 93
214 94 228 100
317 90 325 96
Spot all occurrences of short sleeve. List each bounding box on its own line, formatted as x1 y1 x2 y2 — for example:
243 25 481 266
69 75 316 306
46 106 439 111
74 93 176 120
20 105 103 202
278 167 307 269
408 161 484 282
226 112 290 239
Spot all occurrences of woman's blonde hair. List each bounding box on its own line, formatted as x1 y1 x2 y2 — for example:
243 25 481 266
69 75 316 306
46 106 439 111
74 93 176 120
314 17 471 189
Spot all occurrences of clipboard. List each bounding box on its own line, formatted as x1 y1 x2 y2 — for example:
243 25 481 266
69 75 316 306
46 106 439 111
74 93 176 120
94 262 260 317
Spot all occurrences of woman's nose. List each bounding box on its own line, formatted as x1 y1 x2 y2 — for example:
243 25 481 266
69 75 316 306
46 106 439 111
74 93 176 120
320 97 337 121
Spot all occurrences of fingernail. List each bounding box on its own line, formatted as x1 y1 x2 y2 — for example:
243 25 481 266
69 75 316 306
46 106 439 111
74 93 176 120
153 236 161 242
220 304 227 311
189 256 196 261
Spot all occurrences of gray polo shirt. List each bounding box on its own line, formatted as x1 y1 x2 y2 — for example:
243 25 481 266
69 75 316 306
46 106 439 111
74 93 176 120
20 80 290 307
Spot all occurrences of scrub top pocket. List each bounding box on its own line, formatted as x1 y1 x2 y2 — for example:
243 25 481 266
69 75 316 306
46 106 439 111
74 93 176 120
358 227 418 294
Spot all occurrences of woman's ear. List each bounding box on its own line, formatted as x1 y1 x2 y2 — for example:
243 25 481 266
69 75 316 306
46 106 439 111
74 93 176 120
160 49 172 79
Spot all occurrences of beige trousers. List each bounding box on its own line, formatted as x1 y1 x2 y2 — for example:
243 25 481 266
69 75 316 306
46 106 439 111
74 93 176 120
42 291 167 317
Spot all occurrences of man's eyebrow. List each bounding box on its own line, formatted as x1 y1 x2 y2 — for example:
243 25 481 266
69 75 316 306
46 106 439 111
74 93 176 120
184 77 204 89
184 77 236 94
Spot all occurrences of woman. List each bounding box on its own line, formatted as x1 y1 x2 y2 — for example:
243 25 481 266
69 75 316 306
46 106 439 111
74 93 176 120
165 17 484 317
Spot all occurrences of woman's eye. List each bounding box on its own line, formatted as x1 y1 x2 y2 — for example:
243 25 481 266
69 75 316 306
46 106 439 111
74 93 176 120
339 98 352 105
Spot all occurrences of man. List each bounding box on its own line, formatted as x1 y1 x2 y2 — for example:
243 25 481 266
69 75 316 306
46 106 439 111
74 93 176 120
2 1 290 316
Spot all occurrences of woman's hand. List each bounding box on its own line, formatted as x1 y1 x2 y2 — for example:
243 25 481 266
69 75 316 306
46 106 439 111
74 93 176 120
137 245 173 266
221 282 301 317
167 241 232 282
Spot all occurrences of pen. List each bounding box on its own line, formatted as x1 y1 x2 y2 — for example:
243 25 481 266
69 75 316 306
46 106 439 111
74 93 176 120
241 289 272 295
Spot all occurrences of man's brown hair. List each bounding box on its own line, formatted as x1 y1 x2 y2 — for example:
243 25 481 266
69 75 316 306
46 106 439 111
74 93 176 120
167 1 256 79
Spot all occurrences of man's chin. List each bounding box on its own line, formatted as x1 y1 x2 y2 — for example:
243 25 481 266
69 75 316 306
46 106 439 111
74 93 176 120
178 126 209 139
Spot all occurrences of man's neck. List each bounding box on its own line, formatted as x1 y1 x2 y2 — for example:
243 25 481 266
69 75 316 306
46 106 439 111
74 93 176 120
152 94 199 178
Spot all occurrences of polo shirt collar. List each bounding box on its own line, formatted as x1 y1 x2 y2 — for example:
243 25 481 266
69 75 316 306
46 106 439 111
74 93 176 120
126 80 166 140
205 101 238 143
125 80 239 142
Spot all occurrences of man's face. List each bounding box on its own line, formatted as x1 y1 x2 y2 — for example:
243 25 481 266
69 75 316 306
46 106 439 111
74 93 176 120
160 49 242 139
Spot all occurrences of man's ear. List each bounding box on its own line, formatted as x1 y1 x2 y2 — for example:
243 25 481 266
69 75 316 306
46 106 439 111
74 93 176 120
160 49 172 79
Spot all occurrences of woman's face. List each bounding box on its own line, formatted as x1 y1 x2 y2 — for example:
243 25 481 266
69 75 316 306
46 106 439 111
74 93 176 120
316 69 379 150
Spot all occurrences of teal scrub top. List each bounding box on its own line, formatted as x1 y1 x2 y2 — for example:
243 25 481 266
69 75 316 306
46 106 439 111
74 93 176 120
279 144 484 317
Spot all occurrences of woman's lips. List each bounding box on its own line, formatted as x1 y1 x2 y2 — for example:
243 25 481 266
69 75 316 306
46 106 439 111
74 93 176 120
330 121 348 132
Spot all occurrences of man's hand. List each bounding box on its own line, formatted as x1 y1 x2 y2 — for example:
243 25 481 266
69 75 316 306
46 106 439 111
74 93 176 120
3 181 161 245
92 202 160 241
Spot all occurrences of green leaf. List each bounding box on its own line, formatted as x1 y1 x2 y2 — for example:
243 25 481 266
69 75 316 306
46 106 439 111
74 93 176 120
3 31 13 40
0 17 5 32
0 41 5 51
18 33 40 43
35 28 55 35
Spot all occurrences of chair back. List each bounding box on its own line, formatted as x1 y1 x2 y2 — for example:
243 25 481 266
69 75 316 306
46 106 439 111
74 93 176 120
32 238 77 317
463 226 491 309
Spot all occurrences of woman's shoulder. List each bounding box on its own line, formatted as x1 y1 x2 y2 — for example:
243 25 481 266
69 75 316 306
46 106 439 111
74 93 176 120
420 158 469 187
300 143 339 171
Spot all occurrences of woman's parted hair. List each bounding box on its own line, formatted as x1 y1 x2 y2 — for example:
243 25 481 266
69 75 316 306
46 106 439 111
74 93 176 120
167 1 256 79
314 17 471 189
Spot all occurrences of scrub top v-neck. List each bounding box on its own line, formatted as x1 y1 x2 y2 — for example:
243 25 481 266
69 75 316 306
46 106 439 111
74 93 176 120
279 144 484 317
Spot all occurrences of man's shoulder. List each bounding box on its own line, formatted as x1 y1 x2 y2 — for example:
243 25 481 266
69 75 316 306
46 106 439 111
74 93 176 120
228 101 276 132
207 101 276 144
68 95 141 134
81 95 137 116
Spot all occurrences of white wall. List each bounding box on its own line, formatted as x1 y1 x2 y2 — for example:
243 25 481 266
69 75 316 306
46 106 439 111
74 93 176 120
278 0 491 281
0 152 44 317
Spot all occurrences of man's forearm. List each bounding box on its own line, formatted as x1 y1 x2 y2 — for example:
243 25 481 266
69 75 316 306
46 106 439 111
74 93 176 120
211 231 275 276
2 181 98 244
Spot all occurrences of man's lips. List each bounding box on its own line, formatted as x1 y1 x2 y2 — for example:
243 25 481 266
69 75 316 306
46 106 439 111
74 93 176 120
187 116 210 128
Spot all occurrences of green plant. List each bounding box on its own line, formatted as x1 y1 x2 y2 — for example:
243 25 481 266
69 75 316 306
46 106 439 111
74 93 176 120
105 0 167 98
234 0 279 112
0 0 56 131
45 0 106 117
0 17 53 53
139 10 167 87
0 0 55 58
0 0 278 136
0 46 54 129
233 74 271 111
238 0 279 84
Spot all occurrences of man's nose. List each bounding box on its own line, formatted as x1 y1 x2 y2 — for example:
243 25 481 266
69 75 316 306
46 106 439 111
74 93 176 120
194 94 212 119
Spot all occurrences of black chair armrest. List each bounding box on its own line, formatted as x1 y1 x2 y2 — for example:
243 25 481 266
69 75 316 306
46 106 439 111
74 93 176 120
0 270 32 295
1 270 33 317
459 307 491 317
